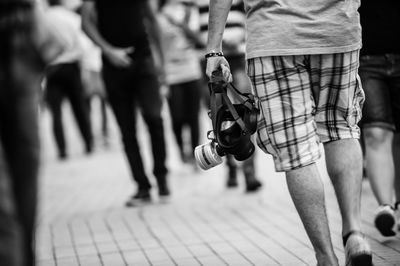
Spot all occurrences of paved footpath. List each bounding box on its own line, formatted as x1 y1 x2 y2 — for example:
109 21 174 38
36 104 400 266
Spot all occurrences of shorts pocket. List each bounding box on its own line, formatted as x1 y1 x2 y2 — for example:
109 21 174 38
346 75 365 127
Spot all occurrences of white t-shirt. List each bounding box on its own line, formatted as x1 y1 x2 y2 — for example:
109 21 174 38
45 6 85 64
244 0 362 58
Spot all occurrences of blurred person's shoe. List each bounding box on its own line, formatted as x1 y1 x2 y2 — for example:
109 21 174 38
343 231 372 266
58 152 68 161
159 184 170 197
125 189 151 207
157 176 170 197
226 168 238 188
85 142 94 155
245 178 262 193
374 205 396 237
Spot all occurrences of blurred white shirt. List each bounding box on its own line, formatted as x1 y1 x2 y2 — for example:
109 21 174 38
45 6 84 65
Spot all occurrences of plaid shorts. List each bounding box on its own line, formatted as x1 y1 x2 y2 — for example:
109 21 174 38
247 50 364 172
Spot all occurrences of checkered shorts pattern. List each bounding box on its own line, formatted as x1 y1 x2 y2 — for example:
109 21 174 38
247 50 364 172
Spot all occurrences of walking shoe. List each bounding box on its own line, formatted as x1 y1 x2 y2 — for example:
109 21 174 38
374 205 396 237
344 231 372 266
125 190 151 207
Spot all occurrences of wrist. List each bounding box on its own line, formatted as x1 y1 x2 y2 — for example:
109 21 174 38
205 50 224 59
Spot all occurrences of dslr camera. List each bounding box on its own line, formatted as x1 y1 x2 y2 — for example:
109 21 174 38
194 70 259 170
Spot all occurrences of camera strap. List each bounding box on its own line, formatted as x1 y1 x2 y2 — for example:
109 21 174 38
221 92 248 133
209 71 255 135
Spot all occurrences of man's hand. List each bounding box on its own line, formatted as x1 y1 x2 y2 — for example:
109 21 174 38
206 56 233 83
103 46 134 68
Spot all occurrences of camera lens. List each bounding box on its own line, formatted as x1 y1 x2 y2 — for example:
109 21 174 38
194 142 223 170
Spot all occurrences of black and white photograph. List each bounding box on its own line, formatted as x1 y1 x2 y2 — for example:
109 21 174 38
0 0 399 265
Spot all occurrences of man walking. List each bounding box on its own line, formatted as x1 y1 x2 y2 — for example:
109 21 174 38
82 0 169 206
206 1 372 265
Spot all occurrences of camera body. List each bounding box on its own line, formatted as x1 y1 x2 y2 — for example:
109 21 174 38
194 70 258 170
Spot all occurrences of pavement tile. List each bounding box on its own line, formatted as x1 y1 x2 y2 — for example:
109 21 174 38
36 260 56 266
174 257 201 266
78 255 103 266
101 252 126 266
187 244 216 258
197 256 228 266
96 241 120 254
54 245 75 259
144 248 172 263
123 250 150 265
75 244 98 257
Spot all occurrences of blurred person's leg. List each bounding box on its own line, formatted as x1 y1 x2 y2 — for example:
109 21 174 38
65 63 93 154
184 79 202 161
83 69 109 144
136 57 168 196
46 67 67 159
359 54 397 236
168 83 185 160
102 64 152 203
0 68 41 266
364 128 394 205
390 58 400 230
242 152 262 192
225 155 238 187
393 133 400 230
0 140 25 266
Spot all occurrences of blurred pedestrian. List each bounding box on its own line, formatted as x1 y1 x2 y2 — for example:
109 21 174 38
82 0 170 206
206 1 371 266
198 0 262 192
359 0 400 236
75 4 109 147
158 0 204 166
44 0 94 160
0 0 65 264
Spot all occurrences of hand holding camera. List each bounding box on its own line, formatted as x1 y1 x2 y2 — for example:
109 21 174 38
194 69 259 170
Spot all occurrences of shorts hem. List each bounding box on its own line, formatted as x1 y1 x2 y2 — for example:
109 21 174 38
319 133 360 144
273 153 321 173
362 122 396 132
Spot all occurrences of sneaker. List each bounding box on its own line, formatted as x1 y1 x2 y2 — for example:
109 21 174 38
344 232 372 266
125 190 151 207
374 205 396 237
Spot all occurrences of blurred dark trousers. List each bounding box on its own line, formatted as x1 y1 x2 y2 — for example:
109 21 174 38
102 56 167 190
168 79 202 155
45 62 93 156
0 69 41 266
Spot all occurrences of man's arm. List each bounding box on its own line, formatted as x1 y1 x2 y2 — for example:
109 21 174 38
206 0 233 81
81 1 133 68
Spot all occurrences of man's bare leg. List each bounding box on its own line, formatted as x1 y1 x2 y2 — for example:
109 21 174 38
286 163 338 266
324 139 363 236
324 138 372 266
